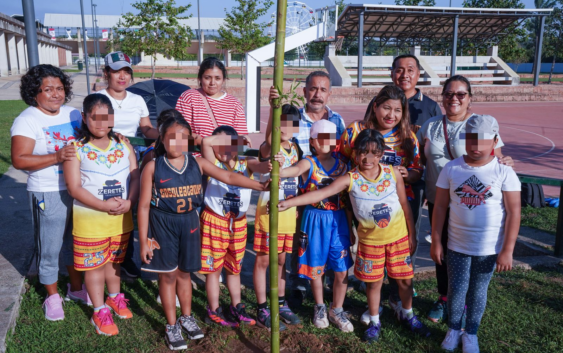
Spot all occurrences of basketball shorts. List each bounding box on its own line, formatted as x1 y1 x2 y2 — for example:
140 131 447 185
73 233 130 271
141 207 201 273
200 208 247 275
297 206 353 280
354 235 414 282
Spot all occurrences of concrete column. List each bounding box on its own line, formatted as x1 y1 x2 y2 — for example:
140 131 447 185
6 33 19 74
0 31 9 76
450 15 459 77
16 36 27 73
487 46 498 56
410 46 421 57
198 32 205 65
357 11 364 87
77 27 84 60
38 42 44 64
224 49 231 67
66 50 72 66
23 38 29 70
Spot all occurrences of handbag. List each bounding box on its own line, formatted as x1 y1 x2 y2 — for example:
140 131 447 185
442 116 455 160
194 88 219 128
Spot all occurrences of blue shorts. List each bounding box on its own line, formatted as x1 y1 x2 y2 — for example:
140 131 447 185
297 206 353 280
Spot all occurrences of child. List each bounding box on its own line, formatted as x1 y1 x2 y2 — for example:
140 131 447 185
63 94 139 336
200 126 271 326
274 120 353 332
140 110 175 173
279 129 429 343
252 104 302 330
137 110 269 351
339 85 423 319
431 115 521 353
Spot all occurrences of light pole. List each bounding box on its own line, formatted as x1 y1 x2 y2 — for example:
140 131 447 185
90 0 97 72
93 4 101 71
197 0 203 65
21 0 39 67
80 0 91 94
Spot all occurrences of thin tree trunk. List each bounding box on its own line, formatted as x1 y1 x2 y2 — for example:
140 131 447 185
269 0 288 352
151 55 156 80
548 41 559 84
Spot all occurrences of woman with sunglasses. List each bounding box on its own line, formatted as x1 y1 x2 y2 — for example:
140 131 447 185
416 75 513 325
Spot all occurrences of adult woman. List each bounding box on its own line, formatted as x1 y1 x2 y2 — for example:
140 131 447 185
417 75 513 323
98 51 158 278
175 57 249 150
98 51 157 140
11 65 89 321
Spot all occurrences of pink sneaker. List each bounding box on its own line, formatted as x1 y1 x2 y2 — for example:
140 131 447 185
43 293 64 321
65 283 92 306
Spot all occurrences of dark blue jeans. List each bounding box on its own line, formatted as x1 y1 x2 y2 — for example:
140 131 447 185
447 250 497 334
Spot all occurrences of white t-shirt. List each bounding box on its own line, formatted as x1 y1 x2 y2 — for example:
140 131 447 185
436 156 521 256
98 89 149 137
417 114 504 203
10 106 82 192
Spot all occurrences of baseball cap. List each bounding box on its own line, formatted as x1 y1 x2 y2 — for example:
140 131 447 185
310 119 337 138
465 115 499 139
104 51 132 70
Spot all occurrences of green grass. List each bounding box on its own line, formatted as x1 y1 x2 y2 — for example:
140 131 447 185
63 69 83 73
521 205 559 235
0 100 28 178
7 266 563 352
133 72 309 80
519 77 563 82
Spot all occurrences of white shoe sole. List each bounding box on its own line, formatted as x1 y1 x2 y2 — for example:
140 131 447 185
314 321 329 329
65 294 93 307
165 336 188 350
43 307 64 321
360 306 384 326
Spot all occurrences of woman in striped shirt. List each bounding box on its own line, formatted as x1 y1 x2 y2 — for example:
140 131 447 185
175 57 249 151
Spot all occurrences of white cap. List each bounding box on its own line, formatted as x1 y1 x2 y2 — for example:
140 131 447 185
104 51 132 70
310 120 337 138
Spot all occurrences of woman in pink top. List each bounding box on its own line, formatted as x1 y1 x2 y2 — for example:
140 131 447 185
175 57 249 151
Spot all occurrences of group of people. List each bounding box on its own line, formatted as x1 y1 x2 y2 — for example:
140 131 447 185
10 51 521 353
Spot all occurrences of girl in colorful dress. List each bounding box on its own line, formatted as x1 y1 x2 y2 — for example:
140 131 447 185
279 129 429 344
137 111 269 351
275 120 353 332
63 94 139 336
339 85 423 319
199 126 271 327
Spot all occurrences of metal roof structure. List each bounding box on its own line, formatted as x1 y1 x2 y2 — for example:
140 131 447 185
338 4 553 46
43 13 225 30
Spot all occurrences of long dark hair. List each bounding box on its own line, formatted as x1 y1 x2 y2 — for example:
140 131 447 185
364 85 414 166
353 129 387 157
198 57 227 83
76 94 119 144
155 109 192 157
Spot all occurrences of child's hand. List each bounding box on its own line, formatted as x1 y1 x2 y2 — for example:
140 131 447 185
430 242 444 265
140 242 154 265
103 198 122 213
349 228 356 247
241 135 252 148
278 200 290 212
274 151 285 167
259 178 272 191
409 235 418 256
498 156 514 168
268 86 280 107
496 250 513 272
108 198 132 215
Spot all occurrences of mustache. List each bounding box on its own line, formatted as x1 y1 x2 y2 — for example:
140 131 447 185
310 99 324 104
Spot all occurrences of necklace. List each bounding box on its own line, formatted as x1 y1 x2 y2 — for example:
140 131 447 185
108 92 126 109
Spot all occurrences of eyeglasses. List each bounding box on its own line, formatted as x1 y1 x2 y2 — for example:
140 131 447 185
443 92 469 100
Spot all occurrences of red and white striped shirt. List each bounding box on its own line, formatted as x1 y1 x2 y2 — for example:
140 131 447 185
175 90 248 139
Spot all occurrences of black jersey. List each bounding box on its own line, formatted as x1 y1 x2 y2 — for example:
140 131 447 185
151 154 203 214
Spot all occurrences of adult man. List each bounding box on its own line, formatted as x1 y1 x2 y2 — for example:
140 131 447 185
387 54 442 311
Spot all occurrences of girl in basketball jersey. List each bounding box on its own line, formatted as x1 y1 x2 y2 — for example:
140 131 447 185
252 104 302 330
274 120 353 332
279 129 429 344
137 111 270 351
199 125 271 327
64 94 139 336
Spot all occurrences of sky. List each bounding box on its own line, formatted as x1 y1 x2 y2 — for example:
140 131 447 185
1 0 541 26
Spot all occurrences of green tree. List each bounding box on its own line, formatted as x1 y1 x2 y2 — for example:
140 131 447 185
217 0 274 79
527 0 558 75
545 4 563 82
110 0 193 79
395 0 436 6
462 0 528 62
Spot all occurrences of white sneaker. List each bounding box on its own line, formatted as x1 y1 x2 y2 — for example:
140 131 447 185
157 294 181 308
360 305 384 326
462 333 480 353
441 328 463 351
313 304 329 329
328 303 354 333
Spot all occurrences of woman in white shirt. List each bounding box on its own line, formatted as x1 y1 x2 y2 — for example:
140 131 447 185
98 52 158 278
98 51 158 139
11 65 90 321
417 75 513 324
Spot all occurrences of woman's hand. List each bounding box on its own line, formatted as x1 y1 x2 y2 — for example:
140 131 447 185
430 242 444 265
498 155 514 168
496 250 513 272
396 165 409 179
108 198 132 215
114 133 130 145
268 86 280 107
56 144 77 163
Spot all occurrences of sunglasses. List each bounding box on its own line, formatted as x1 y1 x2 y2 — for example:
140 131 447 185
443 92 469 100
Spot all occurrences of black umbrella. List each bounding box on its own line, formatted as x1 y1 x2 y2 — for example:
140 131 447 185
126 79 191 126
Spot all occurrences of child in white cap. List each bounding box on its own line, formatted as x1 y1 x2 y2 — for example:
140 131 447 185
431 114 521 353
274 119 353 332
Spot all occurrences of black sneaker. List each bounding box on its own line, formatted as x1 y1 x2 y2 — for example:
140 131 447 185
121 259 141 278
256 307 287 331
165 323 187 350
179 315 204 340
279 301 301 325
